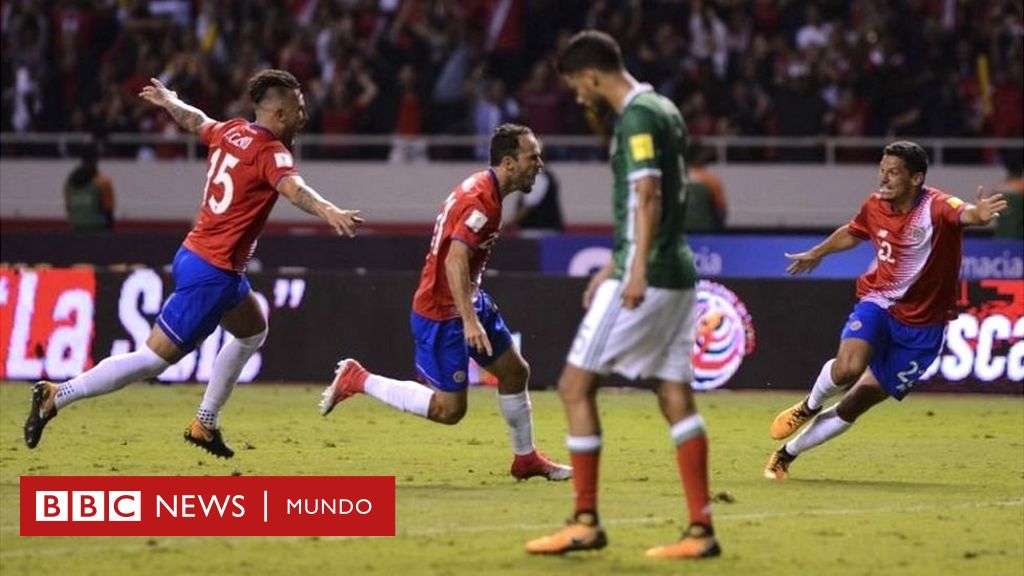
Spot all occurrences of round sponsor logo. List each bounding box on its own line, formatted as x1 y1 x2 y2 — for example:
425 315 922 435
453 371 467 384
691 280 756 391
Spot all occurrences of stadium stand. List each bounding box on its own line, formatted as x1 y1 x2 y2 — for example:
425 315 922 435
2 0 1021 159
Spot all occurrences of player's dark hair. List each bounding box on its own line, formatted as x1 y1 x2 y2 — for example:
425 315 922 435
490 124 532 166
556 30 624 75
248 69 301 105
883 141 929 179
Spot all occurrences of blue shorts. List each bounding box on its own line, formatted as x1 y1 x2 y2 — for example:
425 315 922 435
156 247 251 352
840 301 945 400
410 291 513 392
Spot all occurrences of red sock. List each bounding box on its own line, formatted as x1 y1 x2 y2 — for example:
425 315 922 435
675 434 711 527
571 450 600 516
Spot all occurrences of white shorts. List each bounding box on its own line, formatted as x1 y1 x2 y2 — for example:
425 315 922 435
567 278 697 382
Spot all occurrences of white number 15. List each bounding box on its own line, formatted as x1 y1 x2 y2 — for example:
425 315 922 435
203 149 240 214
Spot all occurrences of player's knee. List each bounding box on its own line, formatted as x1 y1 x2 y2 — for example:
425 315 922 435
557 379 586 405
494 357 530 394
835 397 872 423
837 382 888 422
434 406 466 425
656 384 695 415
140 346 172 376
508 359 530 387
831 357 866 385
431 400 467 425
238 327 267 350
835 403 860 423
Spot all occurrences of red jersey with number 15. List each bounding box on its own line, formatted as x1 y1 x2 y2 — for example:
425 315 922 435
847 185 966 326
183 119 299 273
412 169 503 320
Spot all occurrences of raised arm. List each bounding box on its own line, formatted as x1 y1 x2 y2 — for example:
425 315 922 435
960 186 1008 227
785 224 862 275
276 175 364 237
138 78 213 134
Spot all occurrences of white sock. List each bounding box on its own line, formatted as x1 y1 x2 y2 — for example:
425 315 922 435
670 413 706 445
55 346 169 410
806 359 839 410
785 406 852 456
363 374 432 417
498 391 535 455
566 435 602 453
198 329 266 429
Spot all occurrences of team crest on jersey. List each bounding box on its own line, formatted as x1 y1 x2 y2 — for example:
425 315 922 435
691 280 756 390
909 226 926 244
465 210 489 233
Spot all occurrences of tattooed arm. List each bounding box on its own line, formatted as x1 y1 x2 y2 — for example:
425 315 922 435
276 175 364 237
138 78 213 134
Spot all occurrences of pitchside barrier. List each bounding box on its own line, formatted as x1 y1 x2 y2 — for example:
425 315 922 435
0 267 1019 393
2 231 1019 280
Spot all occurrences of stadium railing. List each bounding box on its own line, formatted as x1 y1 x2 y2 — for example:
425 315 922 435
1 133 1021 165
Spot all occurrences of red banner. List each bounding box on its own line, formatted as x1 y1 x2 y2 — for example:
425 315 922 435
20 476 395 536
0 267 96 380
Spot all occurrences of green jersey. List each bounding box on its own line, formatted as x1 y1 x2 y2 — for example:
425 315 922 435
609 85 696 289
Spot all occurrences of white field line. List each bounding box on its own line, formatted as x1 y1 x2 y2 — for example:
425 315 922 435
1 498 1020 558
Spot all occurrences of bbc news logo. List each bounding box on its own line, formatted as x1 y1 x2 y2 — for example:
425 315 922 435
21 476 395 536
36 491 141 522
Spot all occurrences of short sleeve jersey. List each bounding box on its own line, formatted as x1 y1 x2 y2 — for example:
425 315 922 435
847 186 966 325
412 170 503 320
183 119 299 273
611 84 696 289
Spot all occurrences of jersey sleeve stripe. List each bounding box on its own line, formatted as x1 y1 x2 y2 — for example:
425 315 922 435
627 168 662 181
272 173 294 189
847 226 870 240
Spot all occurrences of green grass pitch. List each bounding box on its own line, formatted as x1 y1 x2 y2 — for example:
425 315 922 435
1 382 1021 576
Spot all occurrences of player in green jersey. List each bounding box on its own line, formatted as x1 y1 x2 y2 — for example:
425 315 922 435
525 30 719 560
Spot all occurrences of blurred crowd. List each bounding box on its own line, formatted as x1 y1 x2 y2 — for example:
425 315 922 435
2 0 1022 161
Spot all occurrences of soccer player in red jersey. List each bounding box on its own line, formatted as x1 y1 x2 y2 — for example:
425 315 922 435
320 124 572 481
24 70 364 458
765 141 1008 479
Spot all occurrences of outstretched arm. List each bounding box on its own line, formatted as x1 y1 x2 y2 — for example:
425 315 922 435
276 175 364 237
785 225 862 275
960 186 1008 227
138 78 213 134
